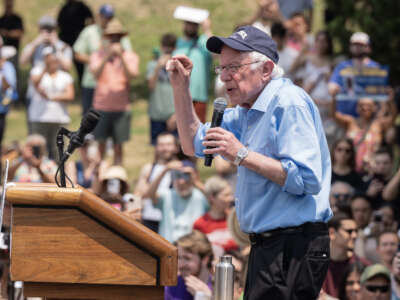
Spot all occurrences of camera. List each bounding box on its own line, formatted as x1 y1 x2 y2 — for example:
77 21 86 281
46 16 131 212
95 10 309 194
373 212 383 223
122 193 141 212
32 145 41 159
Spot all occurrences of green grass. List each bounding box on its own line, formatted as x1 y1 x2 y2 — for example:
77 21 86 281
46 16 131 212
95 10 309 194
5 0 325 184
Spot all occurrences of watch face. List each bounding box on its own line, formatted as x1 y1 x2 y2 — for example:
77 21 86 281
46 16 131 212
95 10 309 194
238 147 248 158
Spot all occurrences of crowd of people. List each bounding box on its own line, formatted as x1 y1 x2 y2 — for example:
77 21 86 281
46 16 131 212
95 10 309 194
0 0 399 299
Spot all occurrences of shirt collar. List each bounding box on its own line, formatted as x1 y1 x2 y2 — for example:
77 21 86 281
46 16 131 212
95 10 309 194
250 78 286 112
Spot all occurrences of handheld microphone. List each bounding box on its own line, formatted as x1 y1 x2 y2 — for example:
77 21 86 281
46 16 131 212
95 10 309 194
62 109 100 161
204 97 227 167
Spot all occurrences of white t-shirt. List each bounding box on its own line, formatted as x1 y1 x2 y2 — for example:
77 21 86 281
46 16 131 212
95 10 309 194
302 61 331 103
28 66 73 124
141 163 172 222
252 21 271 36
278 46 299 76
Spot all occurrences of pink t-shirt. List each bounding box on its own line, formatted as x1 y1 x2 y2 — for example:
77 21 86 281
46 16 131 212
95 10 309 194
90 50 138 112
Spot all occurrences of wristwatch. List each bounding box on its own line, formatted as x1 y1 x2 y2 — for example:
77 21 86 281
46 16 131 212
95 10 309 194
234 147 249 166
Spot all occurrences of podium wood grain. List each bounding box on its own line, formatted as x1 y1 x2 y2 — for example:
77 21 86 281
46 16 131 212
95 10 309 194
6 183 177 287
11 206 157 285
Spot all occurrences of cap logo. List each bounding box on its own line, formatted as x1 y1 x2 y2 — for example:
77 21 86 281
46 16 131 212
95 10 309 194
236 30 247 40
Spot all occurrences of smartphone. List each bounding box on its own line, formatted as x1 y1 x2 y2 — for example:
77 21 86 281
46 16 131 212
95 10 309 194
32 145 41 159
123 194 141 212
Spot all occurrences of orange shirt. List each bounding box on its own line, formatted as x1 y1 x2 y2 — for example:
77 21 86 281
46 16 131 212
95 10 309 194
90 50 138 112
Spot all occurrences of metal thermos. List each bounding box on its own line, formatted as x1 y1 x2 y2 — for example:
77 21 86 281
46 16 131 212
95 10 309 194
214 255 235 300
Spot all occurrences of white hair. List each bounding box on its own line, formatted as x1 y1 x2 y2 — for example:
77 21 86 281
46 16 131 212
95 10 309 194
247 51 284 79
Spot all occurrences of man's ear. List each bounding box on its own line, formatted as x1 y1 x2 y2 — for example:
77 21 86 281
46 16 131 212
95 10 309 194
328 227 336 241
261 60 274 82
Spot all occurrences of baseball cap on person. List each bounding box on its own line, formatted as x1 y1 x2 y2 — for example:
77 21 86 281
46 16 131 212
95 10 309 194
350 32 370 45
39 15 56 29
206 25 279 63
99 4 114 19
360 264 391 285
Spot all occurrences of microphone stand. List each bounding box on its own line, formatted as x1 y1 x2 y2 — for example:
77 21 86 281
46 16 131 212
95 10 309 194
56 127 73 188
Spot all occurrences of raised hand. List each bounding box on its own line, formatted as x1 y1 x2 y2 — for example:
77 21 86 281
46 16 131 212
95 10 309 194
166 55 193 88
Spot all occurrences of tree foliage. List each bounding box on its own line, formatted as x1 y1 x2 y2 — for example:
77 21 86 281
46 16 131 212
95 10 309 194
325 0 400 85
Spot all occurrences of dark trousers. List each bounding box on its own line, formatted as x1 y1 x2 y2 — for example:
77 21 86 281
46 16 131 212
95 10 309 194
244 223 330 300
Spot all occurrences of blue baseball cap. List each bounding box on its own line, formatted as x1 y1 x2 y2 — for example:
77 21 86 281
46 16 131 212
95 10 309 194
206 25 279 63
99 4 114 19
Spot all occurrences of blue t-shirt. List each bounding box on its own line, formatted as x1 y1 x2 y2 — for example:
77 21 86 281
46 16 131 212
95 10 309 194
155 187 209 243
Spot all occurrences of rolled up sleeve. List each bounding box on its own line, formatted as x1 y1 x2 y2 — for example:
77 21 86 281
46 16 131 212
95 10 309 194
194 122 210 158
275 104 322 195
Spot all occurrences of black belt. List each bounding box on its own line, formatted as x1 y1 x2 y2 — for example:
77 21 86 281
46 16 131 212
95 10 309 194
248 222 327 245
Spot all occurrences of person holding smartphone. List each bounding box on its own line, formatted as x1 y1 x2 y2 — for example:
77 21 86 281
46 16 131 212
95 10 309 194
145 159 209 243
8 134 57 183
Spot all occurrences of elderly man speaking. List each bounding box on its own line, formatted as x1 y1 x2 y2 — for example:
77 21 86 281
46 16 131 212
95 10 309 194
167 25 332 300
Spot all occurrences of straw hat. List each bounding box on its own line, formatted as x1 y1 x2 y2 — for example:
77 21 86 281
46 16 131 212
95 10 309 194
104 19 128 36
227 209 250 248
100 165 128 184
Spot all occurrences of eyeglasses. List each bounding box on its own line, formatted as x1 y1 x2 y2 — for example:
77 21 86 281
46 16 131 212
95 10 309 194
365 285 390 293
215 61 260 75
336 147 352 154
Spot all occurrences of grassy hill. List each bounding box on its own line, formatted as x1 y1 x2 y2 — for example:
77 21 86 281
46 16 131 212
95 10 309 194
5 0 323 183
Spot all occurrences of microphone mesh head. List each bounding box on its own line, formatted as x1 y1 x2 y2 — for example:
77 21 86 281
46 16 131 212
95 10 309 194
82 109 100 133
214 97 227 112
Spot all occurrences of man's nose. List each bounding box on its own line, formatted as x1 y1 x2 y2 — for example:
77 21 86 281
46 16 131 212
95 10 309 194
220 69 232 82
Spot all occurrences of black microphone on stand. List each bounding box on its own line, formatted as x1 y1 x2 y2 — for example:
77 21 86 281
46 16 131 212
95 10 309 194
62 109 100 162
204 97 227 167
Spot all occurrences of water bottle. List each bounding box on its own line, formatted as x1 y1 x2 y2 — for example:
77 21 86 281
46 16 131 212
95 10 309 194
214 255 234 300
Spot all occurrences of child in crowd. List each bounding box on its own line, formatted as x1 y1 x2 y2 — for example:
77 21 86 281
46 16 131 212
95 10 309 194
193 176 238 257
165 230 213 300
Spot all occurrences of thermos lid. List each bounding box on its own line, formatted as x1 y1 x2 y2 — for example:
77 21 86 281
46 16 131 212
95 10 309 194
220 255 232 264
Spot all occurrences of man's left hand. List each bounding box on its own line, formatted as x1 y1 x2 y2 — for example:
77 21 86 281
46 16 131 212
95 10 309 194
202 127 243 162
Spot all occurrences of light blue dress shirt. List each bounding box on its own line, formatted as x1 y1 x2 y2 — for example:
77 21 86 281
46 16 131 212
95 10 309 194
194 78 332 233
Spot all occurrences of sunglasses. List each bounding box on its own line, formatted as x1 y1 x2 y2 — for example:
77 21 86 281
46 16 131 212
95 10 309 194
341 228 357 235
365 285 390 293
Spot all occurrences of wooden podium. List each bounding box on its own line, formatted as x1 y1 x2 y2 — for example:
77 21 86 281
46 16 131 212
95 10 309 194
5 183 177 299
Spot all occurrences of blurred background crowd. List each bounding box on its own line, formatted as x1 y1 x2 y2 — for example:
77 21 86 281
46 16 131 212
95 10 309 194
0 0 400 299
